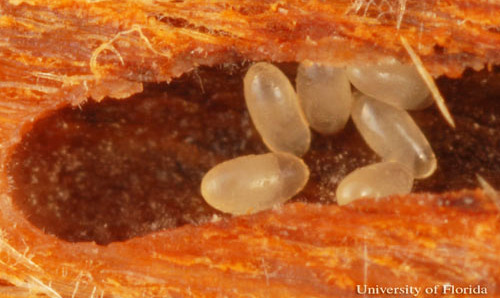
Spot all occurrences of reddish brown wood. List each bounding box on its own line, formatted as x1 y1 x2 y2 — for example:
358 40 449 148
0 0 499 297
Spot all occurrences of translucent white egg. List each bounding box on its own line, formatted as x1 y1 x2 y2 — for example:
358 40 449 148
244 62 311 156
351 94 437 178
336 161 413 206
346 58 433 110
296 61 353 134
201 152 310 215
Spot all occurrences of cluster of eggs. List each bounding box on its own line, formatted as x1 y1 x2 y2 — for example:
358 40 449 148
201 59 436 215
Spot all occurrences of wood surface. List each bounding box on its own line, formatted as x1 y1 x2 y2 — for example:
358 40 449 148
0 0 499 297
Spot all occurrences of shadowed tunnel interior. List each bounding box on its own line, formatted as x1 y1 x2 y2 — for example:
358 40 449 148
6 63 500 245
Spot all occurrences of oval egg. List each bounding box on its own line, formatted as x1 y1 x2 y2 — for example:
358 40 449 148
351 94 437 178
336 161 414 206
346 58 433 110
244 62 311 156
201 152 310 215
296 61 353 134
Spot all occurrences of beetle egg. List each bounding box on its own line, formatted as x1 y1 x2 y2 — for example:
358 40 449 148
244 62 311 156
296 61 352 134
201 152 310 215
346 58 433 110
336 161 413 206
351 94 437 178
